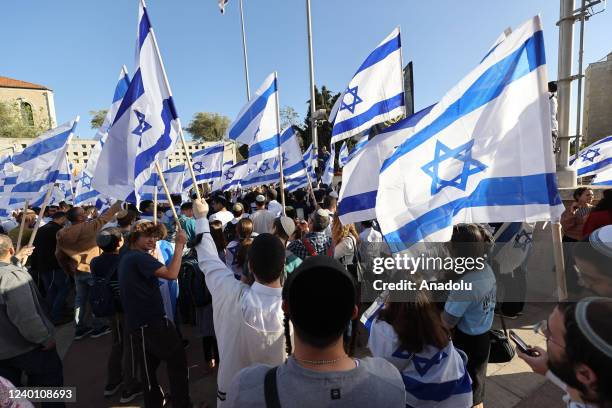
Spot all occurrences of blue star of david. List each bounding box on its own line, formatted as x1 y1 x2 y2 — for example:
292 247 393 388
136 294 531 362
412 351 448 377
513 230 533 250
421 139 487 195
281 152 289 164
58 184 66 192
391 348 413 360
132 110 152 137
258 162 271 174
580 148 600 163
193 162 205 173
340 86 363 114
80 175 92 190
225 169 235 180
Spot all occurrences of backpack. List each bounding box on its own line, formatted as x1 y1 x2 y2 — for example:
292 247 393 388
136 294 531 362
302 237 332 258
90 263 118 318
177 253 212 325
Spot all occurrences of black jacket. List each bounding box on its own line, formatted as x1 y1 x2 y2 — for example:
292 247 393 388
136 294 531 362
31 221 63 272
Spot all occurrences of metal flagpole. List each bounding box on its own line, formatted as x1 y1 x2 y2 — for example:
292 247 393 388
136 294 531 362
273 72 286 215
15 200 29 252
306 0 318 169
141 0 201 200
155 161 181 226
153 168 158 225
239 0 251 100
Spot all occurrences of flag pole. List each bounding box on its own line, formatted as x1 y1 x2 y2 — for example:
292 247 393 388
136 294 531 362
141 0 201 200
155 161 181 227
15 200 29 252
153 168 158 225
306 0 318 169
551 221 568 301
273 72 286 216
239 0 251 100
21 185 55 265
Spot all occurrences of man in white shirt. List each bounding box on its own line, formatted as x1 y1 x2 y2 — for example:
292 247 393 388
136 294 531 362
193 198 286 407
266 189 283 217
250 195 275 234
208 194 234 227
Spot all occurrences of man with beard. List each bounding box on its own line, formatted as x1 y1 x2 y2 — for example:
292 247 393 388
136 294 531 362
518 298 612 408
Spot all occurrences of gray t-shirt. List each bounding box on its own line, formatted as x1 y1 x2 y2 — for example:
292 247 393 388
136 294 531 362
226 356 405 408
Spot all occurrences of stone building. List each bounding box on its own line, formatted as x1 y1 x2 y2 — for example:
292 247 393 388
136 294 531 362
583 52 612 144
0 76 57 129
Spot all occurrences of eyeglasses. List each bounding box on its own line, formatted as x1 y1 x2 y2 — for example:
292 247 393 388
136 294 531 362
533 319 564 349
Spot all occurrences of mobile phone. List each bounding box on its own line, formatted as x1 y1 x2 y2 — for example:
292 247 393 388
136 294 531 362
509 330 537 356
296 208 305 220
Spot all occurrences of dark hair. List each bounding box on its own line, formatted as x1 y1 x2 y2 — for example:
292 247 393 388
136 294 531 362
139 200 154 213
171 194 182 205
322 195 337 210
66 206 82 222
248 233 285 284
180 202 193 211
236 237 253 280
378 291 450 353
361 220 374 228
51 211 67 220
117 210 138 228
129 222 167 247
236 218 253 240
283 257 356 349
98 227 123 252
573 187 590 201
448 223 492 261
210 220 227 251
593 189 612 212
558 301 612 407
548 81 558 93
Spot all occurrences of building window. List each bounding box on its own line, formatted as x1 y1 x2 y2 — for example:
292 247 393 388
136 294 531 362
20 102 34 126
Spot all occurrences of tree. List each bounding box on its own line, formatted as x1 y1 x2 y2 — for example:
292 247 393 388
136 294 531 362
0 101 49 139
89 109 108 129
185 112 231 142
280 106 302 131
299 85 341 151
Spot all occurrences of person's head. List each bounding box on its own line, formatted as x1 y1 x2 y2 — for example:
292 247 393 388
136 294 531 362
272 216 296 243
84 205 98 219
16 210 36 227
361 220 374 229
379 291 450 353
212 194 227 212
255 194 266 209
548 81 558 93
0 234 16 261
323 194 338 212
180 202 194 218
267 188 277 202
210 220 227 252
129 221 167 251
309 208 330 233
66 206 87 225
282 256 357 353
96 227 124 253
593 189 612 213
232 202 244 218
116 210 138 229
544 299 612 407
573 187 594 205
45 205 58 218
58 201 70 212
139 200 154 214
574 226 612 297
331 215 357 245
170 194 182 206
236 218 253 240
448 223 492 265
247 233 285 284
50 211 67 226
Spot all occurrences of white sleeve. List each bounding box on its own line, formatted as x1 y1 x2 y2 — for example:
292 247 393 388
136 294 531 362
367 319 397 359
334 236 354 261
195 218 241 301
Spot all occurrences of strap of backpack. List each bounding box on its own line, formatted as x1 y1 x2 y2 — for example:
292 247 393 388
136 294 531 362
264 366 281 408
302 238 318 257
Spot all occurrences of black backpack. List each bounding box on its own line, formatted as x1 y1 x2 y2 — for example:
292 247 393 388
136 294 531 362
90 262 118 318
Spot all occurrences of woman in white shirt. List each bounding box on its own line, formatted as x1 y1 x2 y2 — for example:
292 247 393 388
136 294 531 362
332 215 359 277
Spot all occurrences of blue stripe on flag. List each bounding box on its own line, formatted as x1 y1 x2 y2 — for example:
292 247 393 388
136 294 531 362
354 33 401 76
249 134 280 157
332 93 404 137
192 144 224 158
134 97 177 176
384 173 560 250
113 69 146 125
228 79 277 140
75 189 100 203
402 369 472 402
382 30 545 172
12 170 60 193
138 7 152 50
577 157 612 176
113 75 131 104
338 190 378 215
12 130 72 166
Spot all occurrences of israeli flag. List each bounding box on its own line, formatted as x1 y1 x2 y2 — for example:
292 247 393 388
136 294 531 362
211 159 234 191
303 143 317 181
345 133 369 163
592 167 612 186
241 158 280 189
331 27 405 144
93 0 180 202
321 142 335 186
570 135 612 177
338 142 349 167
0 153 14 173
491 222 534 275
338 106 433 225
56 158 74 202
227 73 280 164
220 160 249 191
87 67 131 176
376 16 563 252
74 170 102 205
182 142 225 190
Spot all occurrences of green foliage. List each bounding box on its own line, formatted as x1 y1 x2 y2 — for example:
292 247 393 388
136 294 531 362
185 112 231 142
0 101 49 139
89 109 108 129
299 86 341 151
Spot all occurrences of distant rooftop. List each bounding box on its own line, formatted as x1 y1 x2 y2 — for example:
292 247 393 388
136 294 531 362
0 76 51 91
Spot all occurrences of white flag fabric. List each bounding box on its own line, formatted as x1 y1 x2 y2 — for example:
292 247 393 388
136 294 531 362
331 28 405 144
220 160 249 191
93 1 180 202
592 167 612 186
211 160 234 192
376 16 563 252
226 73 280 165
182 142 225 190
241 158 280 190
338 106 433 225
321 142 336 186
570 135 612 177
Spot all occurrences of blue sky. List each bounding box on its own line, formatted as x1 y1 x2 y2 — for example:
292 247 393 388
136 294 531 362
2 1 610 139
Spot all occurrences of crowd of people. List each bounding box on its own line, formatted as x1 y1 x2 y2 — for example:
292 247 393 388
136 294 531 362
0 183 611 408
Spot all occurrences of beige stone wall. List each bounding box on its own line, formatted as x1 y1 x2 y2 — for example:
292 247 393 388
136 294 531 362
0 87 56 129
583 53 612 145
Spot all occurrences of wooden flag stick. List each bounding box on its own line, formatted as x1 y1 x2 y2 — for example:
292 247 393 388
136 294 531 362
153 168 158 225
155 162 181 228
272 72 286 216
20 186 55 265
15 200 29 252
551 221 568 301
